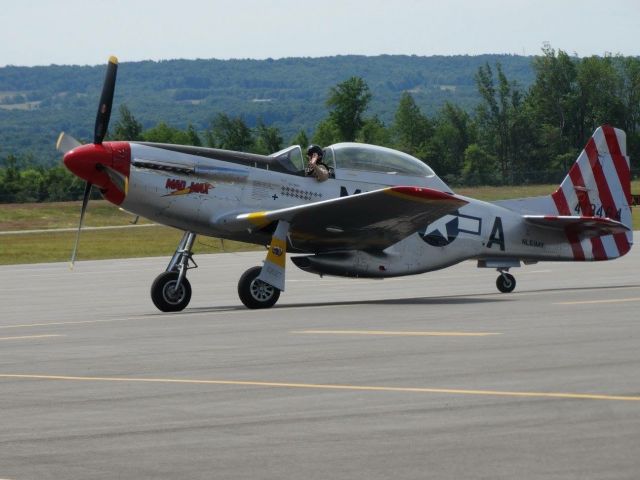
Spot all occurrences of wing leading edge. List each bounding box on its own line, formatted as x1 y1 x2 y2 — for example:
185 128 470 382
220 186 468 252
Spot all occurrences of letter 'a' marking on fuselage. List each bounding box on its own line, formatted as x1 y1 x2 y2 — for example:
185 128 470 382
486 217 505 251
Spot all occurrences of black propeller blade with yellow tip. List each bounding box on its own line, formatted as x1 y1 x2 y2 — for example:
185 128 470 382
94 56 118 145
57 56 119 268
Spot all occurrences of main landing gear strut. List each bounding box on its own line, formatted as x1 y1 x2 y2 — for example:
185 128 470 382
150 230 284 312
237 220 288 309
151 231 197 312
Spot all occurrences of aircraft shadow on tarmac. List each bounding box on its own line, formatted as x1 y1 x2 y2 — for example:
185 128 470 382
145 283 640 316
166 293 512 315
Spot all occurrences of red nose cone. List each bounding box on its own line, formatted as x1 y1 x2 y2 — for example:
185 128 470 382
63 142 131 205
63 143 113 187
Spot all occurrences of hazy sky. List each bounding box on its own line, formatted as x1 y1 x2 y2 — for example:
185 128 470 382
1 0 638 67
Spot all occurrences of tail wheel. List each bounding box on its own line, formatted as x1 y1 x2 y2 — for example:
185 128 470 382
151 271 192 312
496 273 516 293
238 266 281 309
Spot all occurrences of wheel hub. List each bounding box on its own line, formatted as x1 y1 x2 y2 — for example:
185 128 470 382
164 282 186 304
250 278 274 301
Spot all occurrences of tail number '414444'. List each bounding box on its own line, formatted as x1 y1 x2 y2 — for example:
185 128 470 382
574 203 622 221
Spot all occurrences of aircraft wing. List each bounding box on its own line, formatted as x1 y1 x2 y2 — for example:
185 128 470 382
221 186 468 251
523 215 630 238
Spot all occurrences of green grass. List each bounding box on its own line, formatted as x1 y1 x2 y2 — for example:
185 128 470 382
1 181 639 265
0 200 153 231
0 226 258 265
455 184 558 201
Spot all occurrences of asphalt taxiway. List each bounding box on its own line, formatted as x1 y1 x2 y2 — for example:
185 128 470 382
1 245 639 479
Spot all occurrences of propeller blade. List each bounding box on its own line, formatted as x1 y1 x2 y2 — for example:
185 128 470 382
93 56 119 144
70 181 92 269
56 132 82 153
97 163 128 194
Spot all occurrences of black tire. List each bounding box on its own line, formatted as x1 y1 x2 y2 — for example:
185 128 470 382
496 273 516 293
151 271 192 312
238 266 281 309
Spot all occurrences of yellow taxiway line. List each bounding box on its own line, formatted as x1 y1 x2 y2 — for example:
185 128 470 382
1 374 639 402
0 335 64 341
292 330 501 337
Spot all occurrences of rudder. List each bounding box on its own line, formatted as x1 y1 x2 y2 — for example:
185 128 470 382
551 125 633 260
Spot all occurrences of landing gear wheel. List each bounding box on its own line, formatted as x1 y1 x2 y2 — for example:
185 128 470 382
151 271 192 312
238 266 281 309
496 273 516 293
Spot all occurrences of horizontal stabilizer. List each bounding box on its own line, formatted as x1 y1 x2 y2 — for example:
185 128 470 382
523 215 630 238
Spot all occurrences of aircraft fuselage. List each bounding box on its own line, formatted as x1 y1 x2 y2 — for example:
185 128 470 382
121 142 578 279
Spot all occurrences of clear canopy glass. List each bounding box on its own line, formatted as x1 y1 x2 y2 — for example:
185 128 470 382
269 145 305 173
270 143 435 178
326 143 435 177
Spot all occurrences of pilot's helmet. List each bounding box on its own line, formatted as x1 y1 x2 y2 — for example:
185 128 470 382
306 144 323 159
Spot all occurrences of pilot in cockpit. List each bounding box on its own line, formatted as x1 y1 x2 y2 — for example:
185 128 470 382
305 144 330 182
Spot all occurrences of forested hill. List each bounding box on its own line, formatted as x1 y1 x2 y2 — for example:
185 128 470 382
0 55 534 166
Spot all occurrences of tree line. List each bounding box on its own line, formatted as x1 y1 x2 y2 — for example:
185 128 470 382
0 54 534 168
1 46 638 203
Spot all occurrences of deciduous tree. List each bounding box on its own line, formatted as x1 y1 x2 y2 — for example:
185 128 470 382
113 104 143 141
326 77 372 141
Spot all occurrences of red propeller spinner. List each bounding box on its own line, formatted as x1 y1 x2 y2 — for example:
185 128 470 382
63 141 131 205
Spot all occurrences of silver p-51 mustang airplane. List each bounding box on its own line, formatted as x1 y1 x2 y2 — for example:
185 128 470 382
58 57 633 310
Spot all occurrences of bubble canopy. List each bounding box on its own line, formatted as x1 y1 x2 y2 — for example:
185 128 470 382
269 142 435 178
326 143 435 177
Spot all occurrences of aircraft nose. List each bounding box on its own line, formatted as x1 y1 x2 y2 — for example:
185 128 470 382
63 143 113 187
63 141 131 205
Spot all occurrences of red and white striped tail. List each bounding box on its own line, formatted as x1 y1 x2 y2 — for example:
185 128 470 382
551 125 633 261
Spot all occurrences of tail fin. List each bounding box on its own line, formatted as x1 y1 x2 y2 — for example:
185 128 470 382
550 125 632 260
